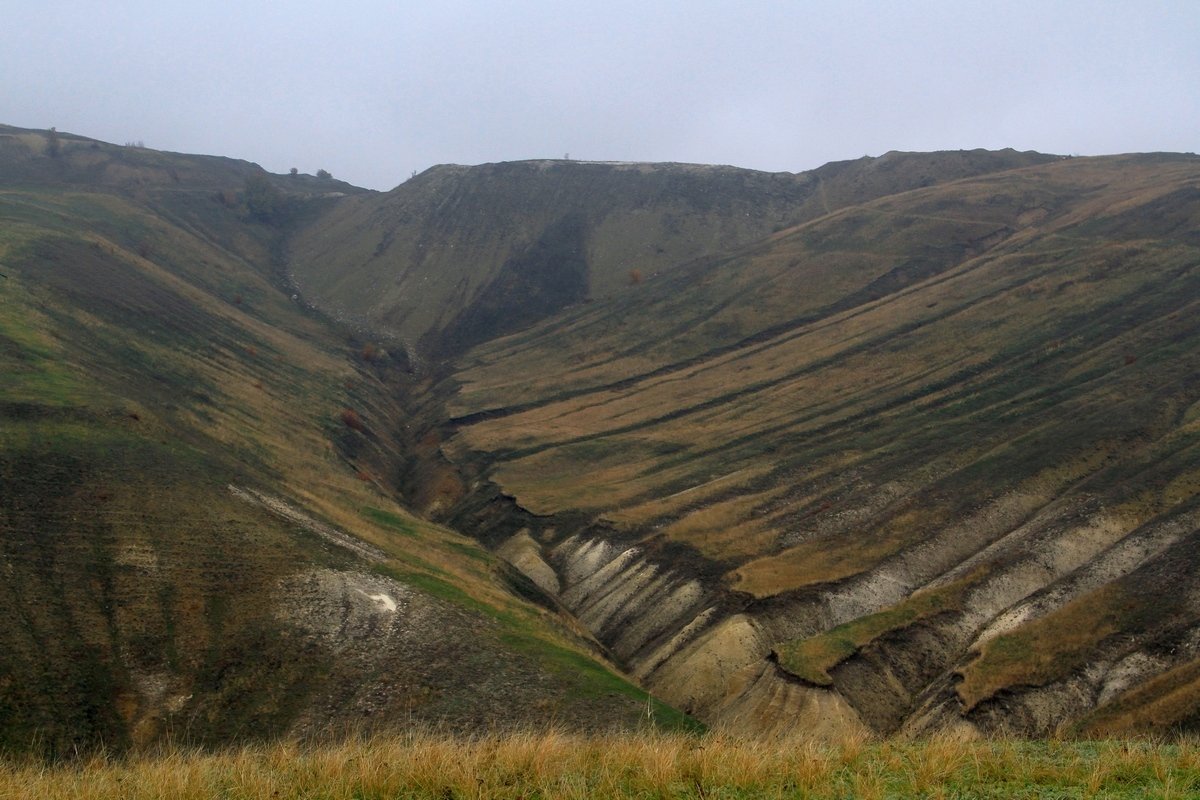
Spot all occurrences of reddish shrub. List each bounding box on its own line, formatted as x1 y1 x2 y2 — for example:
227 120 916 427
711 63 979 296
340 408 366 432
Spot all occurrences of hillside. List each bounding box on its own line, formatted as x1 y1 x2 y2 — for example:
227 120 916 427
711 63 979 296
0 126 691 757
287 149 1054 359
5 122 1200 748
425 152 1200 738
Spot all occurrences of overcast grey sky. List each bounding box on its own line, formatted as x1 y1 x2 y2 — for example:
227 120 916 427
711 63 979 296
5 1 1197 190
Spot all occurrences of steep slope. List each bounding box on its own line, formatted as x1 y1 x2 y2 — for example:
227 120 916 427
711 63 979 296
432 153 1200 737
0 127 692 757
287 150 1055 359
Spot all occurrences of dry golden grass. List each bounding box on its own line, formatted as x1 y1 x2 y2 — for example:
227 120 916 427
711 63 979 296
455 234 1130 554
957 583 1144 711
491 448 735 516
1082 659 1200 737
775 567 988 685
731 505 946 597
654 486 787 561
602 466 772 527
3 731 1198 799
452 201 1058 455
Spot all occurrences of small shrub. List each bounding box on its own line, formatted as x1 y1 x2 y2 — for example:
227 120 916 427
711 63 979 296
340 408 366 432
243 174 283 222
45 127 61 158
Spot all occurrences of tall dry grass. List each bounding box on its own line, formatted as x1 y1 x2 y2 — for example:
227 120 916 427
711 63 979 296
1 730 1197 799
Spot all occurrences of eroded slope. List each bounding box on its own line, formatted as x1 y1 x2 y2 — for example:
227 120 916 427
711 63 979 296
436 153 1200 737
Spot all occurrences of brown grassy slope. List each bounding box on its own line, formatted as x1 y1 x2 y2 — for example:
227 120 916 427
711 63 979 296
450 155 1200 515
435 153 1200 735
286 150 1055 357
0 130 693 757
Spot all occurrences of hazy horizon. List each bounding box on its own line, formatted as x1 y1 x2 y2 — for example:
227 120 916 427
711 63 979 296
5 1 1197 190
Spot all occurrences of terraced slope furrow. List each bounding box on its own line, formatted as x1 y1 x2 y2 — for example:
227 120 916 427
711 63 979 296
436 153 1200 736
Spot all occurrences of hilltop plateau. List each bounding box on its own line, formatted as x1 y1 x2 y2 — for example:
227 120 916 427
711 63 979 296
3 122 1200 750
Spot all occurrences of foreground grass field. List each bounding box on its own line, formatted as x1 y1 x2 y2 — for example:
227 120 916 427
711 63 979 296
4 732 1198 799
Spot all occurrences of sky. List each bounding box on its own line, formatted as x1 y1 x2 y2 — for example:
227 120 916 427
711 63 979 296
4 1 1198 191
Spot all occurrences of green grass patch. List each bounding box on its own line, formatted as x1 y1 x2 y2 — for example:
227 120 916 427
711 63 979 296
360 506 420 537
372 562 493 619
498 629 702 733
445 539 493 563
375 551 700 733
0 272 89 406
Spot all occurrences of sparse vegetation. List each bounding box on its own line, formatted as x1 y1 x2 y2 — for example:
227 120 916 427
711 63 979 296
958 581 1179 712
776 568 987 685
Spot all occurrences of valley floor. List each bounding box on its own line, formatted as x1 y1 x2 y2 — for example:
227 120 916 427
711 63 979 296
3 731 1198 799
